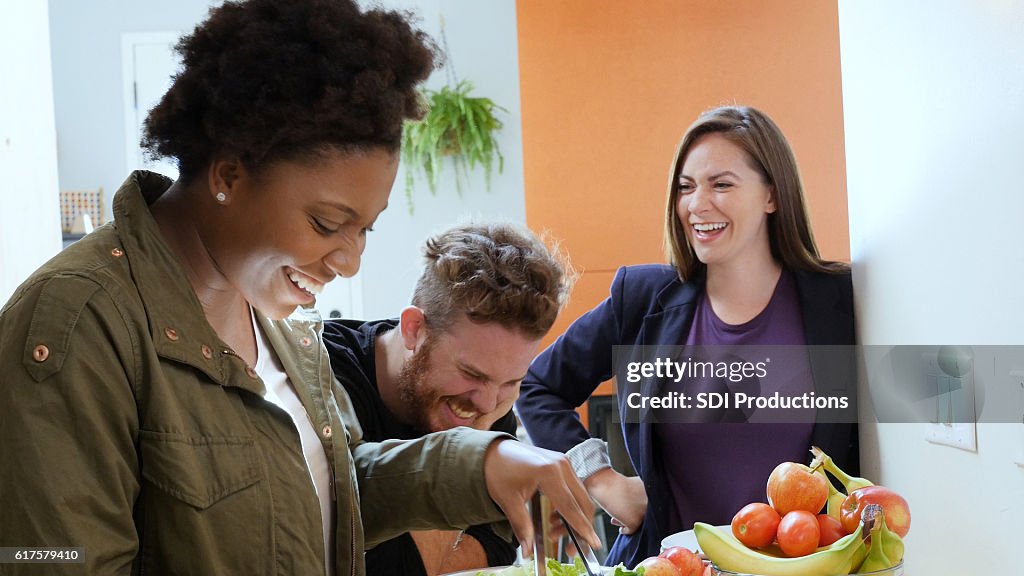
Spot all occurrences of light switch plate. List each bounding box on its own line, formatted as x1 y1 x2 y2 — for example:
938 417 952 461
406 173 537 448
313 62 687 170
926 421 977 452
1011 370 1024 467
924 349 977 452
1016 423 1024 468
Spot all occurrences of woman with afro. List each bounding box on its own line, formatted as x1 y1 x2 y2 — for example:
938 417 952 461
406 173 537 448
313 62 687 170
0 1 598 574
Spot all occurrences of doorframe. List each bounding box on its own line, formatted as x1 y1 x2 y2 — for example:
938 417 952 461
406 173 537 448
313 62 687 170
120 32 181 176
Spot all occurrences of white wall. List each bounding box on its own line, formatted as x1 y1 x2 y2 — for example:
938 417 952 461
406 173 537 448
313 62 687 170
355 0 526 319
839 0 1024 572
47 0 526 319
47 0 215 222
0 1 62 303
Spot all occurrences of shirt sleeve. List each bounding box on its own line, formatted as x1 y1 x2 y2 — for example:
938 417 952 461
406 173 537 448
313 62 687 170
349 425 512 548
0 276 141 575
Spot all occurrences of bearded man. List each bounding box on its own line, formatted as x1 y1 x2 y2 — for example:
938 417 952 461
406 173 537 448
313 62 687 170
322 222 573 576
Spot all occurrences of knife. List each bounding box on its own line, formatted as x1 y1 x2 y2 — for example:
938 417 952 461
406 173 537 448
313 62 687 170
531 492 546 576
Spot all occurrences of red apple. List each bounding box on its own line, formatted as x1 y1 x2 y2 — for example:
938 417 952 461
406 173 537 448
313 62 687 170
637 556 682 576
659 545 704 576
766 462 829 515
839 486 911 537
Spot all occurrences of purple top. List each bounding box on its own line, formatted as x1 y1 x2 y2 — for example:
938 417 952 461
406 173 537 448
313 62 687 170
655 270 815 533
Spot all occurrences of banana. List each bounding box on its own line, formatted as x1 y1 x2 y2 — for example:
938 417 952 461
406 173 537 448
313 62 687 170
694 522 867 576
811 446 874 493
825 477 846 519
856 504 904 573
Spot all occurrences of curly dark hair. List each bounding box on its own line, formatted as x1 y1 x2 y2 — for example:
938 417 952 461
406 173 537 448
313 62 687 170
142 0 437 182
411 223 575 340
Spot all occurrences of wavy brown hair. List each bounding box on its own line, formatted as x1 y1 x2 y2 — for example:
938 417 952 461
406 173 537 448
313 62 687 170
412 223 574 339
664 105 848 280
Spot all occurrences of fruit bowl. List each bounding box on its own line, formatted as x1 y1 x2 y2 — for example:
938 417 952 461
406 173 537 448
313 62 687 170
662 525 725 553
663 526 904 576
708 559 904 575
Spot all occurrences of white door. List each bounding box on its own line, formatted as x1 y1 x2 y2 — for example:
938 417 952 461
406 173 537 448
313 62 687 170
120 33 363 320
122 32 181 180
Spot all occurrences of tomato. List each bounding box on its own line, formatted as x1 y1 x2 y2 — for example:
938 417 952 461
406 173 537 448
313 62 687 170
776 510 820 557
816 514 846 547
659 545 705 576
731 503 781 548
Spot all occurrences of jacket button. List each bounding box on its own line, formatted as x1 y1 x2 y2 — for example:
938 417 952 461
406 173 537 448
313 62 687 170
299 336 312 347
32 345 50 362
245 366 258 379
164 327 179 341
201 344 213 359
321 425 333 438
111 247 124 257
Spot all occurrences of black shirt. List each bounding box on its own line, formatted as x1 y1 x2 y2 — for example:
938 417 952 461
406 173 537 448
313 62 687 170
323 318 518 575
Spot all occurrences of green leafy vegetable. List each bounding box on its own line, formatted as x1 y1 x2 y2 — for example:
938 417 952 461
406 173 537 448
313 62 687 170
472 557 643 576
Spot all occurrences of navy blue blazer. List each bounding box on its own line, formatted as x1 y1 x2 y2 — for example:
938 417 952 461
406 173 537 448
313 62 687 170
516 264 859 568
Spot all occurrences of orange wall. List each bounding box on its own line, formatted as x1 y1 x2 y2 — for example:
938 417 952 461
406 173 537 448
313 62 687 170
519 0 850 336
517 1 850 424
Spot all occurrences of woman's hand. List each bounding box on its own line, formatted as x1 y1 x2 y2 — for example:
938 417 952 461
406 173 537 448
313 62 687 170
585 468 648 535
483 439 600 555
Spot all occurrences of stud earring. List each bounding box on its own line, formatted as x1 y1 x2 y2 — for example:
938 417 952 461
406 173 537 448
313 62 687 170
215 192 227 203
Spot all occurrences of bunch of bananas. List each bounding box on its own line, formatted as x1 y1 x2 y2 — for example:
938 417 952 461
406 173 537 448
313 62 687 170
694 448 905 575
694 522 866 576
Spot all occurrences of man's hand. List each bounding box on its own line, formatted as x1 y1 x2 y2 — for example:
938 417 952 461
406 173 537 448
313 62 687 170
483 439 600 555
585 468 647 535
472 392 516 431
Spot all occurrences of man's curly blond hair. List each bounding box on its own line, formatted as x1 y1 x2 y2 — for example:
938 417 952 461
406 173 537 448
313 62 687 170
411 223 574 339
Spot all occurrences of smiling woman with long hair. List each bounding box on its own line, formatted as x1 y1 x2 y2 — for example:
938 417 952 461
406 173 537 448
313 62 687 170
517 105 858 569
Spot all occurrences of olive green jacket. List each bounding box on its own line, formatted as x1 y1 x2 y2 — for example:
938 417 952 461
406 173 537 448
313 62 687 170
0 171 507 575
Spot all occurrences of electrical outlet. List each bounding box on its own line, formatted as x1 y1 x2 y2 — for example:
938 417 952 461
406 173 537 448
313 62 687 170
1016 426 1024 468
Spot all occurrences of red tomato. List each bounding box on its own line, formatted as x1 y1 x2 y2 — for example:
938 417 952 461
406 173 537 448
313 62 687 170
731 503 781 549
776 510 820 557
659 545 704 576
816 514 846 547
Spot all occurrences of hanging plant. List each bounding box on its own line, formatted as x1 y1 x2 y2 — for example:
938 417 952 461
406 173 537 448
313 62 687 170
400 20 506 213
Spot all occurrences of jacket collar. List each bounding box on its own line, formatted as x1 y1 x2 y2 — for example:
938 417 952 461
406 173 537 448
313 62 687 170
639 271 702 348
641 268 848 345
791 268 845 344
112 170 262 394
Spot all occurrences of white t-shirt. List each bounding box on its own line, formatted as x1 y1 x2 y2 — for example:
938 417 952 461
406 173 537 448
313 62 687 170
252 311 335 574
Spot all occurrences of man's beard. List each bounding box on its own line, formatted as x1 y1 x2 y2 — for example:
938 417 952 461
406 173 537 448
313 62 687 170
394 336 440 433
394 336 480 433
